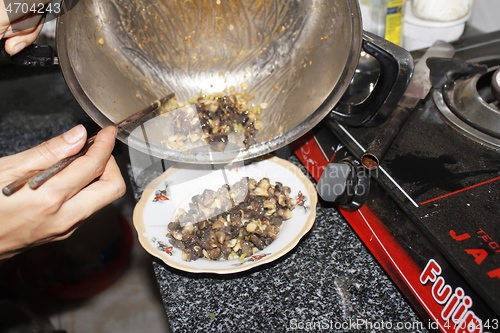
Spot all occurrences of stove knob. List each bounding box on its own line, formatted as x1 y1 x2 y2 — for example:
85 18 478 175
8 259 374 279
316 157 370 210
491 68 500 102
316 162 352 203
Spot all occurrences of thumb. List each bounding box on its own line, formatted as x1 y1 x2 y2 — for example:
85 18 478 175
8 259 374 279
4 16 45 55
14 125 88 173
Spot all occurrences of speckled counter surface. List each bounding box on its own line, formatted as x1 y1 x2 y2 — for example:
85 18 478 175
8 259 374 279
129 157 429 333
0 66 99 157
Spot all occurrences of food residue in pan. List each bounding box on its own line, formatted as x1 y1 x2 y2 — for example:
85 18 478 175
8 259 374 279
160 85 266 152
166 177 296 262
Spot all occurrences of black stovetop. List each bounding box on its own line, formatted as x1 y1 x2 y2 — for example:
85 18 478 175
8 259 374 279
325 30 500 319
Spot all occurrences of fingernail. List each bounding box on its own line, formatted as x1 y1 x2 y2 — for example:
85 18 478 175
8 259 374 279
13 42 27 55
63 125 86 144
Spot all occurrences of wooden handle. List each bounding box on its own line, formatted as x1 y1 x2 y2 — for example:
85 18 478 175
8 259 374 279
2 170 40 196
115 93 174 133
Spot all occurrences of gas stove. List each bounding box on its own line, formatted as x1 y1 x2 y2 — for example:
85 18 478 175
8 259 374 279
292 30 500 332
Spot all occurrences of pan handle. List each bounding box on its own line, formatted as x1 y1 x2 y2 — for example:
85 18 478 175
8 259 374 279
1 39 58 67
331 31 414 127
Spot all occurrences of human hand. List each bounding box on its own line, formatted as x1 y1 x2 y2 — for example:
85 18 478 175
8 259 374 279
0 125 126 259
0 0 52 55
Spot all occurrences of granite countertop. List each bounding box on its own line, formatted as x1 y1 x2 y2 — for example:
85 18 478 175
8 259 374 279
0 66 97 158
129 156 428 333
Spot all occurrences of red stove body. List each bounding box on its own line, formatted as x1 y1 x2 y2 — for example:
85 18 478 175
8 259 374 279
292 31 500 332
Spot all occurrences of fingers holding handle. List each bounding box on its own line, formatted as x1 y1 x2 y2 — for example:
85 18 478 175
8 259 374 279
28 136 96 189
39 126 125 203
0 126 126 258
1 0 53 55
1 124 87 196
44 125 126 224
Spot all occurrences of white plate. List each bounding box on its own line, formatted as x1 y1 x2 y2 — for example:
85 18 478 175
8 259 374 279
133 156 317 274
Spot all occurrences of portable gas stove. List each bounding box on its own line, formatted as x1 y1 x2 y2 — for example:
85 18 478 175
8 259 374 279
292 30 500 332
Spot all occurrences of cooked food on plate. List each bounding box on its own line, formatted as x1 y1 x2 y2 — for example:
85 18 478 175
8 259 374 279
167 177 296 262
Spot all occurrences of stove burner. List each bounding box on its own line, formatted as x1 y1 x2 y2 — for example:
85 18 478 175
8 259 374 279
433 58 500 150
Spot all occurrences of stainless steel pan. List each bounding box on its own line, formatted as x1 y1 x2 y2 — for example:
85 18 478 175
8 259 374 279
13 0 413 164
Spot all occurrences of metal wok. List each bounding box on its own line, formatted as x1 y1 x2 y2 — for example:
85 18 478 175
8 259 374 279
55 0 412 164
